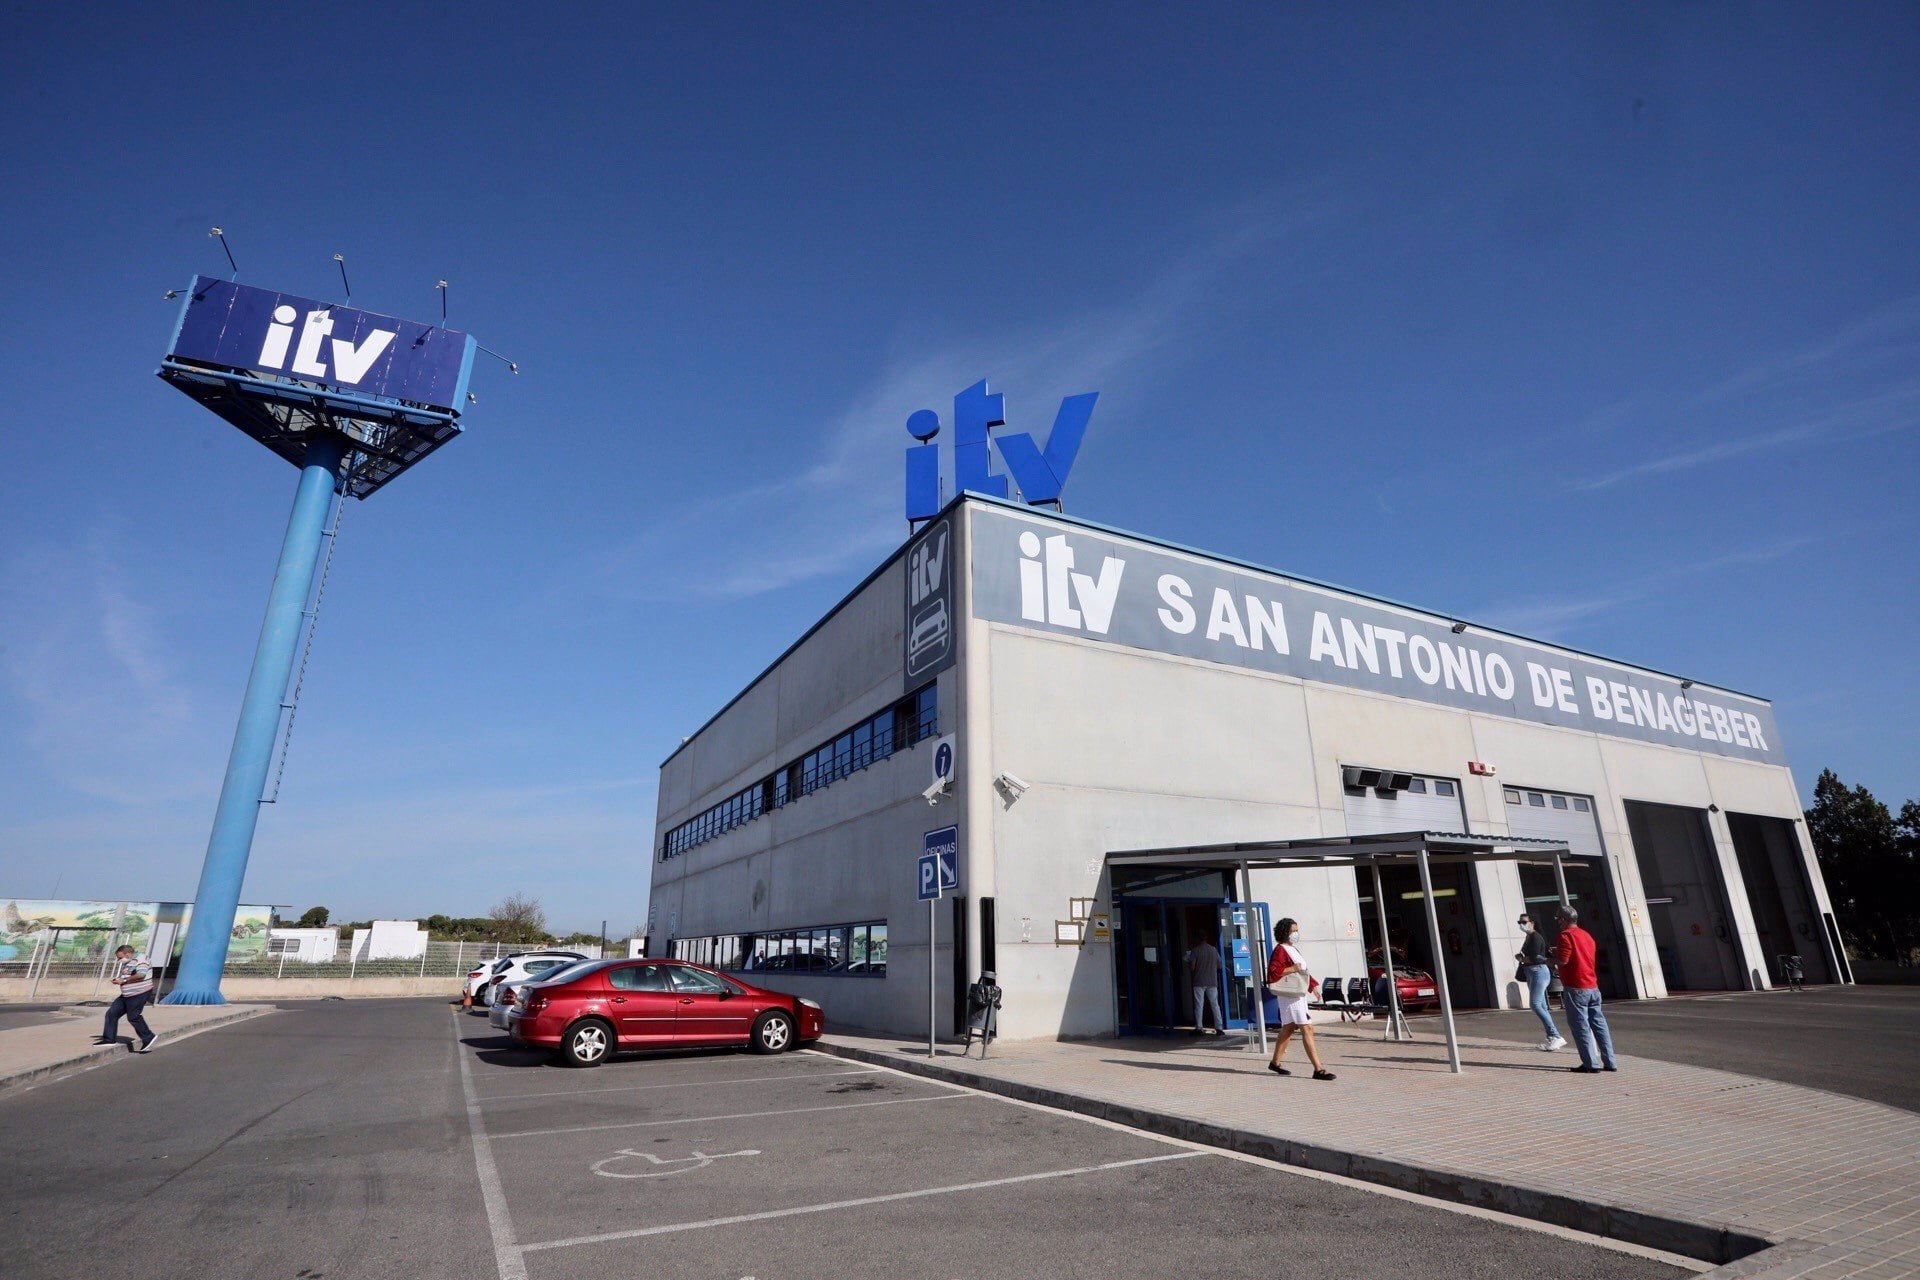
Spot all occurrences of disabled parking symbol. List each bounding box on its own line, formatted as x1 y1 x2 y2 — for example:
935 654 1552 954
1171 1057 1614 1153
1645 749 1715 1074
592 1148 762 1179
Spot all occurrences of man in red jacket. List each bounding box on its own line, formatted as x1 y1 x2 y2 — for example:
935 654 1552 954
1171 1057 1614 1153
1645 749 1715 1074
1554 906 1616 1074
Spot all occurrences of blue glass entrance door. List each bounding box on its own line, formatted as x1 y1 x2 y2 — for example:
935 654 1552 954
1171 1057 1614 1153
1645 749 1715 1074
1116 896 1267 1035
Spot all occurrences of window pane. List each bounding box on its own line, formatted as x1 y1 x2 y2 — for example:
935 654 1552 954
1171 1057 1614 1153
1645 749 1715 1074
854 722 872 769
868 924 888 974
1434 780 1455 797
1504 789 1521 804
669 965 730 993
1551 795 1569 809
1574 797 1590 812
1528 792 1546 807
1407 778 1427 793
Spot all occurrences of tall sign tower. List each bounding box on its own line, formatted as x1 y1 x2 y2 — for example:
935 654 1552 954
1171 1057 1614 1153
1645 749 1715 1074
156 275 482 1003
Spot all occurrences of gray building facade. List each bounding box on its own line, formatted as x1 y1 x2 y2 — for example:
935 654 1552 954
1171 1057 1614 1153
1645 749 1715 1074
650 496 1847 1040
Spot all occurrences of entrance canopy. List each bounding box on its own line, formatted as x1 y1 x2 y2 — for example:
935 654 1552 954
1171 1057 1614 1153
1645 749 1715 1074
1106 832 1598 1074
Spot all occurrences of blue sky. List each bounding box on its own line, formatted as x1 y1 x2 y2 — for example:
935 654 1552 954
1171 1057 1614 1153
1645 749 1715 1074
1 6 1914 935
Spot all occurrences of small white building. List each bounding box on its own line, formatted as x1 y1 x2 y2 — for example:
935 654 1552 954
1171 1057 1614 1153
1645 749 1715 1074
265 927 340 963
650 496 1849 1040
348 920 429 961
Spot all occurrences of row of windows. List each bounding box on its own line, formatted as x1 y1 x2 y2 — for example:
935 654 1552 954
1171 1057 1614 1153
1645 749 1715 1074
661 683 938 861
1506 788 1592 813
670 921 889 978
1401 777 1456 797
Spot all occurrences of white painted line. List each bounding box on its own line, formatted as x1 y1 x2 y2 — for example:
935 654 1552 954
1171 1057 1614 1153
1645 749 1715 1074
520 1151 1204 1253
477 1066 880 1103
491 1090 968 1140
453 1010 528 1280
802 1052 1709 1270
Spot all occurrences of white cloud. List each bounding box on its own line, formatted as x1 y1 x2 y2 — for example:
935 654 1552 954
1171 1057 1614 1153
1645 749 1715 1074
592 191 1338 603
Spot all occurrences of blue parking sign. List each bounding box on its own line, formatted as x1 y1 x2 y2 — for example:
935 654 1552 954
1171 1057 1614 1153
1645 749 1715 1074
924 825 958 895
917 852 941 901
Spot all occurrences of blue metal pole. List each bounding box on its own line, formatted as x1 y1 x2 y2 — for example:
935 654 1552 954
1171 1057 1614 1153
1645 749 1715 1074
164 433 346 1004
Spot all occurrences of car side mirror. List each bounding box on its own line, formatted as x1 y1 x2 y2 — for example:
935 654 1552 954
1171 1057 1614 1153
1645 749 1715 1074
717 988 735 1000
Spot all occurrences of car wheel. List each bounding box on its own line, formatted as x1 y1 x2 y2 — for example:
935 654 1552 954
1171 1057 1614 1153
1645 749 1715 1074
561 1018 613 1068
750 1010 796 1054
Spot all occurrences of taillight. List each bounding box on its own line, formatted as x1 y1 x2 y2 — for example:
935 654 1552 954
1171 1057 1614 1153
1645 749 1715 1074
528 994 549 1014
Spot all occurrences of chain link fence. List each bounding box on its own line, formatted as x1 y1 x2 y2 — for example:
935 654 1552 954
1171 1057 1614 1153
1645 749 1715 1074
1 937 612 1000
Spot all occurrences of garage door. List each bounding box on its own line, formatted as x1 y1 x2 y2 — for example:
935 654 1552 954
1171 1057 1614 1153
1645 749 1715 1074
1343 771 1468 836
1502 787 1603 855
1503 787 1629 997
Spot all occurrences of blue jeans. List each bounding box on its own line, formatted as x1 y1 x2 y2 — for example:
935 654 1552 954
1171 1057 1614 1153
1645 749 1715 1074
1524 965 1558 1039
1563 986 1615 1069
103 991 153 1045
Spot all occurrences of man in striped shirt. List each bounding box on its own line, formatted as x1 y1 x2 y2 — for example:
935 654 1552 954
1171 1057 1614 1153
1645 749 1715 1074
97 945 159 1053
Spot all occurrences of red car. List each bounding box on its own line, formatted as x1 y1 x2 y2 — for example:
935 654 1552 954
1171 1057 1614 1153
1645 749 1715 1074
506 958 825 1067
1367 950 1442 1012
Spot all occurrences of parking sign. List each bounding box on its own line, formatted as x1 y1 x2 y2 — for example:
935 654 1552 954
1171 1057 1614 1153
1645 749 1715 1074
917 852 941 901
925 825 958 892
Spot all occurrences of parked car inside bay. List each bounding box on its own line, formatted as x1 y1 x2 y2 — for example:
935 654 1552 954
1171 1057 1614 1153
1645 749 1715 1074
489 958 603 1030
507 958 825 1066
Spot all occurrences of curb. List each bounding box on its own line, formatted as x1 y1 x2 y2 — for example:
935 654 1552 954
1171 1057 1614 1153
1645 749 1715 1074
813 1038 1776 1268
0 1006 273 1098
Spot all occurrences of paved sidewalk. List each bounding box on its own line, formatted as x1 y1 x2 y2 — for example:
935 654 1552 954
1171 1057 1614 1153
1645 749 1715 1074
816 1020 1920 1279
0 1002 272 1096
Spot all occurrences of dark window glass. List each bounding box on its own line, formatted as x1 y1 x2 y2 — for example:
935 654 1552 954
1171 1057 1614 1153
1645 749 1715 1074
1551 795 1569 810
854 722 872 769
1407 778 1427 793
1434 780 1455 797
1528 792 1546 807
609 963 670 992
669 965 732 994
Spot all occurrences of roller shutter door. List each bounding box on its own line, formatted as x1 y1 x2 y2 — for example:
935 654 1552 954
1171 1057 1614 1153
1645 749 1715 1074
1343 772 1468 836
1502 787 1604 855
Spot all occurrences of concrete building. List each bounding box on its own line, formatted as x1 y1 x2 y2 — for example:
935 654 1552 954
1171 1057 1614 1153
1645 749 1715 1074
649 495 1849 1040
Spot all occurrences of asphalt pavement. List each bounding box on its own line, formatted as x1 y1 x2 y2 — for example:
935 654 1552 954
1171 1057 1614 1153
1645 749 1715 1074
1460 984 1920 1112
1 998 1697 1279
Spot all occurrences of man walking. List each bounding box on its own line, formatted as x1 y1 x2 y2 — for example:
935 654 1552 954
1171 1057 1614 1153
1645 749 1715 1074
1187 933 1225 1035
1554 906 1615 1074
97 945 159 1053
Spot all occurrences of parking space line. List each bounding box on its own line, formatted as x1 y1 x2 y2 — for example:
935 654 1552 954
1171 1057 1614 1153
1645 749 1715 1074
452 1010 528 1280
490 1090 969 1140
476 1067 880 1103
519 1151 1204 1254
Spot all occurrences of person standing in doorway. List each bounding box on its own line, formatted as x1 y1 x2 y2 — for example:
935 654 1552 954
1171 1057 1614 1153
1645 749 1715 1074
97 945 159 1053
1517 914 1566 1052
1186 932 1224 1035
1554 906 1615 1074
1265 918 1335 1080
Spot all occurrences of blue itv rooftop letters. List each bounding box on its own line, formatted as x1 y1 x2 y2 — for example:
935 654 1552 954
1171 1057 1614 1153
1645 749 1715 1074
905 380 1098 520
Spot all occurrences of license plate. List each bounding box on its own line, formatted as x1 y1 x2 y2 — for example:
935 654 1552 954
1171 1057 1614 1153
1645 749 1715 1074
1416 988 1435 997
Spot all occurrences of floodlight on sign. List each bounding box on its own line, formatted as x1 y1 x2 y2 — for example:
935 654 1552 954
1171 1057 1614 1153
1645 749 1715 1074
157 276 478 499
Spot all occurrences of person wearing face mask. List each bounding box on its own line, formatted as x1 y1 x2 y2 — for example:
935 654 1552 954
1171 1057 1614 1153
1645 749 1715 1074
1515 914 1566 1052
1264 918 1335 1080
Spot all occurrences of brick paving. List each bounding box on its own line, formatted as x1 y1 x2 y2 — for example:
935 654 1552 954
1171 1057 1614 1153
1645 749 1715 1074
817 1019 1920 1279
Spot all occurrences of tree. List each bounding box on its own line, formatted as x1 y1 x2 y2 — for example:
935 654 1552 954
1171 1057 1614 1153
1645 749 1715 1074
297 906 331 928
1806 770 1913 961
489 893 549 945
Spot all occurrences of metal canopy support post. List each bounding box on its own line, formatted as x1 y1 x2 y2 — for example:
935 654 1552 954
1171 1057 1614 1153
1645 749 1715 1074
1371 861 1411 1041
1241 860 1267 1057
165 433 347 1005
1552 853 1572 909
1415 846 1463 1074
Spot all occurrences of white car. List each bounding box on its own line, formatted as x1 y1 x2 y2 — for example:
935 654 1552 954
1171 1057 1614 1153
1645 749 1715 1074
477 951 586 1009
488 957 602 1029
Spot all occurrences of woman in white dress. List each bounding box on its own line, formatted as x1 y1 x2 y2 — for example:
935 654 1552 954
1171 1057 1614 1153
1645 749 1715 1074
1266 917 1336 1080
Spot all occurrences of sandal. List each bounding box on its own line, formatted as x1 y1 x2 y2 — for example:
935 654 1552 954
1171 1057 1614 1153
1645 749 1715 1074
1312 1069 1337 1081
1267 1063 1291 1076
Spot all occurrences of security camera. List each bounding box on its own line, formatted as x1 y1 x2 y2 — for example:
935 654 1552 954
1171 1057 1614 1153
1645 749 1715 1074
994 773 1029 800
921 777 949 806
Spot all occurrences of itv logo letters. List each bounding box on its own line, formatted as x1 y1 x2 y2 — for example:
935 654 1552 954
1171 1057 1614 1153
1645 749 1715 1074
256 304 397 385
905 380 1098 520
